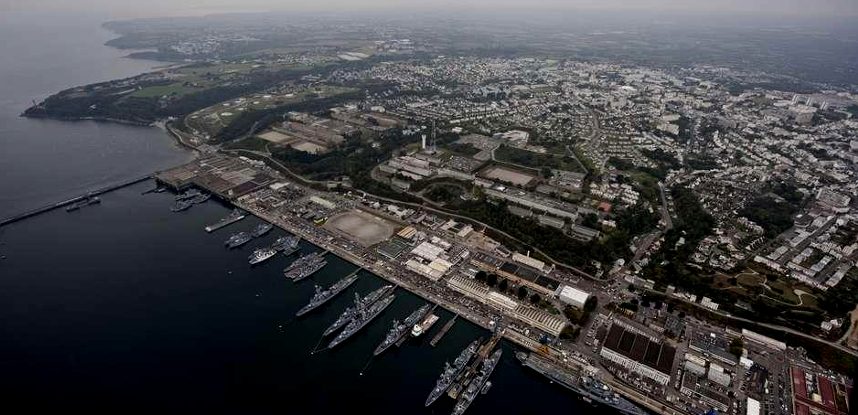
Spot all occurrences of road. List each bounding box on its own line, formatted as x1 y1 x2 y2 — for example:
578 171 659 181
657 182 673 230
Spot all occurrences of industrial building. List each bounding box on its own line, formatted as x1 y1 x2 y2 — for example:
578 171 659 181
447 275 566 336
600 321 676 385
554 285 590 309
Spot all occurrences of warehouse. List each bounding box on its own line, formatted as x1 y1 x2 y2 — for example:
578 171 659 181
600 322 676 385
555 285 590 309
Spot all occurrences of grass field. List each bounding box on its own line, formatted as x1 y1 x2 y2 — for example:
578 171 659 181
130 82 201 98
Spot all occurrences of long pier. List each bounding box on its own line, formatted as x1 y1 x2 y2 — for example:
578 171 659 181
0 175 152 227
430 314 458 347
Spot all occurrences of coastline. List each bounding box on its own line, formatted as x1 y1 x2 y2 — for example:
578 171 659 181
19 113 154 127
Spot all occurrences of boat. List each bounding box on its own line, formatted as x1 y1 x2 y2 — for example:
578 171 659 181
481 381 492 394
175 189 202 201
425 339 480 406
451 349 502 415
271 235 300 252
224 231 252 248
86 197 101 205
516 352 647 415
295 274 360 317
251 223 273 238
322 285 394 336
283 252 327 282
374 304 431 356
170 200 193 212
65 203 81 212
248 247 277 265
189 193 210 204
282 246 300 257
205 209 246 233
328 294 396 349
412 314 440 337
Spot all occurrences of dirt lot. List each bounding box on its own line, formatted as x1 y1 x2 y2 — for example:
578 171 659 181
324 210 395 247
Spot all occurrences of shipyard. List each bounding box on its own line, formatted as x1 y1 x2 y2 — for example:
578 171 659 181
148 152 853 415
5 5 858 415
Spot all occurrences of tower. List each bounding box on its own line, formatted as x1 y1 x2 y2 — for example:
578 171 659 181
431 120 437 153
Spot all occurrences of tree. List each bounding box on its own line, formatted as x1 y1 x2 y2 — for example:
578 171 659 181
530 293 541 304
582 213 599 228
498 279 509 292
517 286 529 300
487 273 498 287
559 326 580 340
475 271 487 282
729 337 744 357
541 167 553 179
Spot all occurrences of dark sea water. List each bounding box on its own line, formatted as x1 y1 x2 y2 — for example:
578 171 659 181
0 12 192 218
0 12 605 415
0 183 607 414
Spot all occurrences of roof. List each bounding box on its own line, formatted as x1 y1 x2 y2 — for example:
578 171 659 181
603 323 676 375
746 398 761 415
557 285 590 304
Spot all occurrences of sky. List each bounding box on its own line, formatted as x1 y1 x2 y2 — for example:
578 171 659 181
1 0 856 19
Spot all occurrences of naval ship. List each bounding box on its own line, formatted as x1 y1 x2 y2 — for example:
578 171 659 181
328 293 396 349
205 209 246 232
248 247 277 265
251 223 273 238
322 285 394 336
283 252 327 282
225 231 253 248
425 339 480 406
175 189 202 201
451 348 502 415
516 352 647 415
295 274 360 317
271 235 300 255
373 303 431 356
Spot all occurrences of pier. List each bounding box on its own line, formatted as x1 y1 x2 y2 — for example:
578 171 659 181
0 175 152 227
430 314 458 347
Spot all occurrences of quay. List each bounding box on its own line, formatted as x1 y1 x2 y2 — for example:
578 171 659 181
430 314 458 347
0 175 152 227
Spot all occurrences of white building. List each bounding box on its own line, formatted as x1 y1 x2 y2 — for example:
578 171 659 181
555 285 591 309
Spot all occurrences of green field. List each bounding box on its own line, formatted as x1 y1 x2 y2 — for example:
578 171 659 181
130 82 202 98
494 145 584 173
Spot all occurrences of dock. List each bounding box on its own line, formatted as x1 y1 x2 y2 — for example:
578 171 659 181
0 175 152 227
430 314 458 347
448 335 501 399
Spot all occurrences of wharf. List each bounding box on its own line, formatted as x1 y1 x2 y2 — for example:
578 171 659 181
0 175 152 227
430 315 458 347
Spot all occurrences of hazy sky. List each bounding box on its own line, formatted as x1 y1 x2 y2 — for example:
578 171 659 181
2 0 856 19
